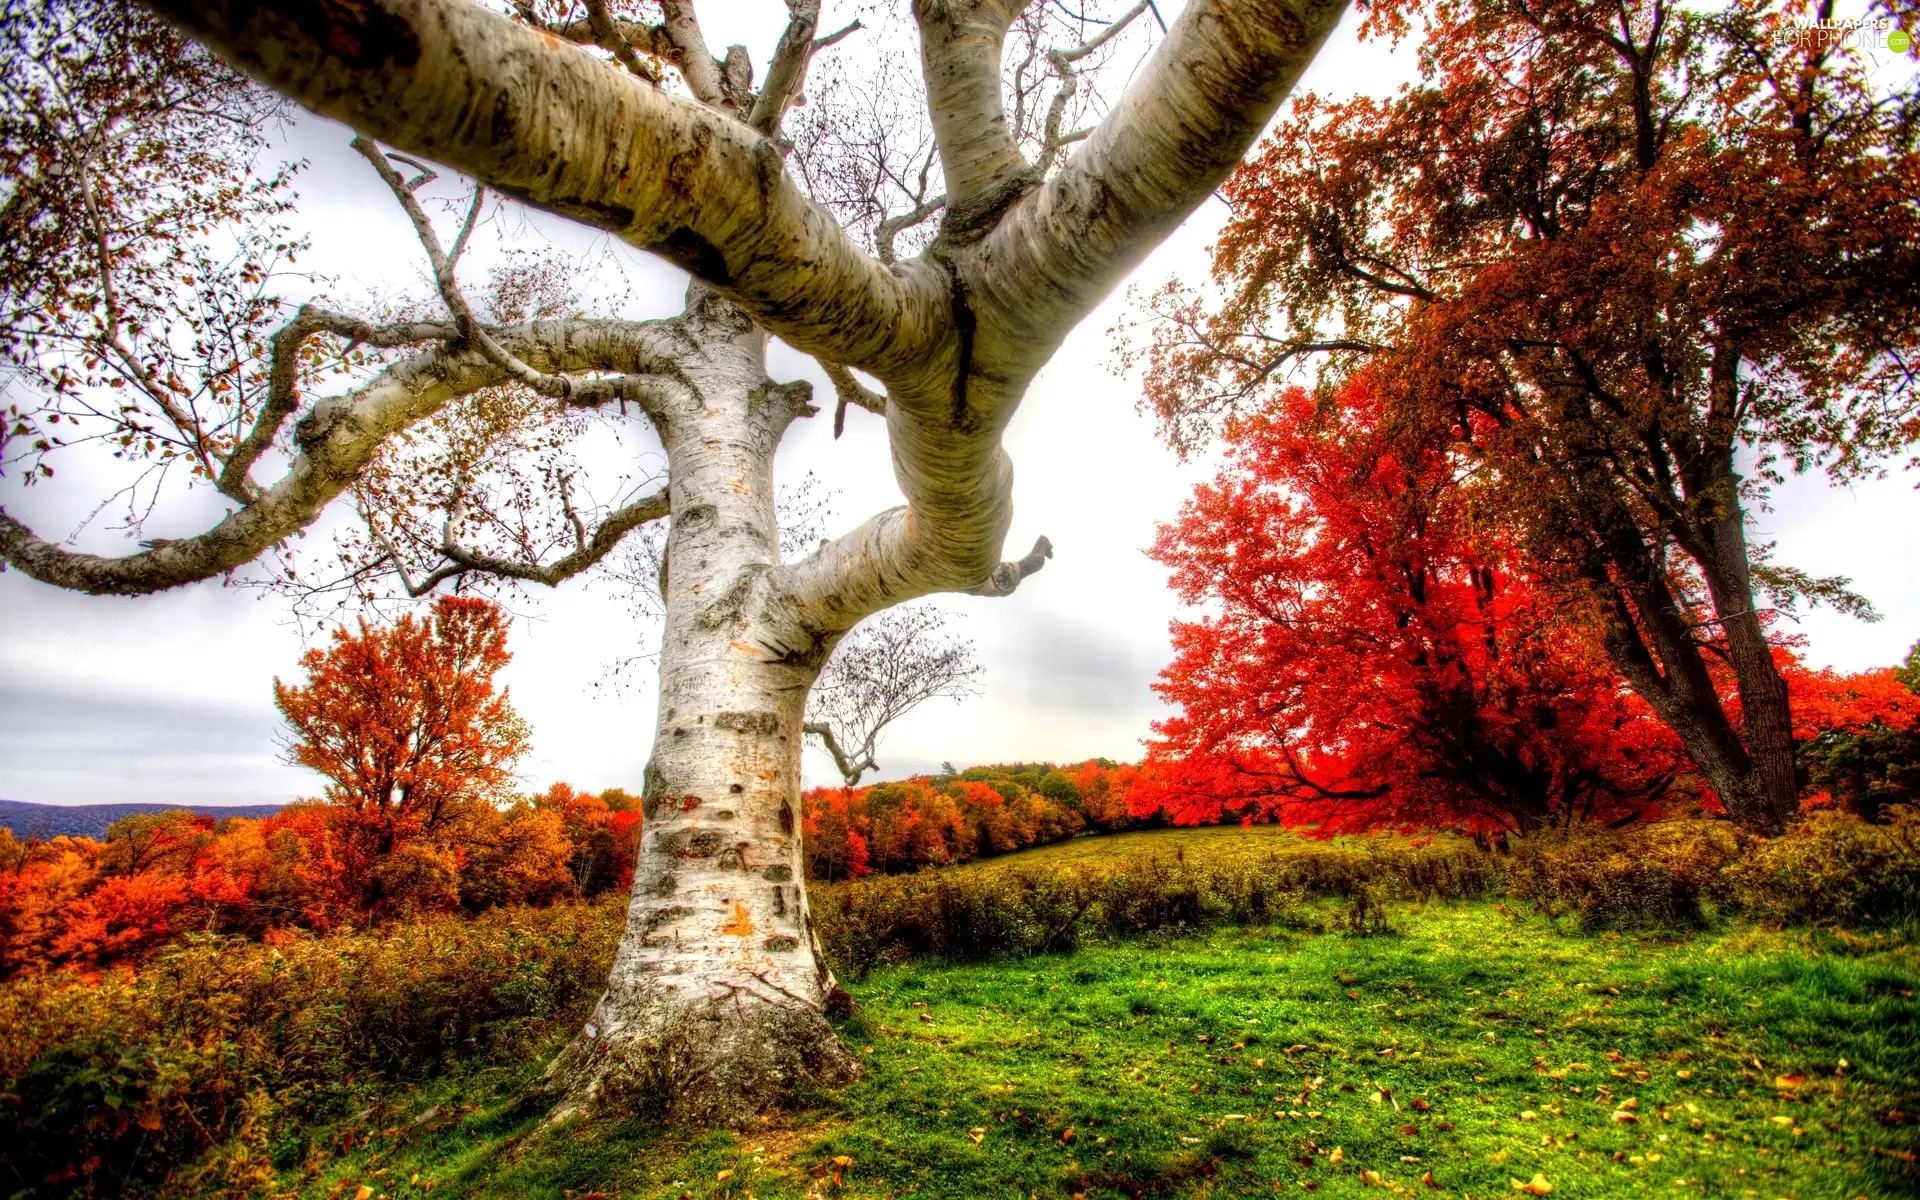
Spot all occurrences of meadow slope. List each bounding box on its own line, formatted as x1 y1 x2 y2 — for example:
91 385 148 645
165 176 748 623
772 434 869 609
265 829 1918 1200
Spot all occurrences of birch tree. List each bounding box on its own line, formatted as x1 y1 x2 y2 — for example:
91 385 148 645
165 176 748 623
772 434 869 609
0 0 1348 1125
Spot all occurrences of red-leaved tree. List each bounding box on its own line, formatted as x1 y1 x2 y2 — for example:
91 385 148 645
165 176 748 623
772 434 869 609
273 595 530 916
1135 0 1920 833
1145 373 1683 834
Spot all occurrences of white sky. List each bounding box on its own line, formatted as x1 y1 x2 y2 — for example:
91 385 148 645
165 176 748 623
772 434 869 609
3 2 1915 807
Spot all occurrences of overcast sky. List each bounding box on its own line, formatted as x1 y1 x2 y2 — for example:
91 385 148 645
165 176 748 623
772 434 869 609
3 2 1915 807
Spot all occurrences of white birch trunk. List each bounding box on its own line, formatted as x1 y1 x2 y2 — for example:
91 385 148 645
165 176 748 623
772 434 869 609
543 292 856 1125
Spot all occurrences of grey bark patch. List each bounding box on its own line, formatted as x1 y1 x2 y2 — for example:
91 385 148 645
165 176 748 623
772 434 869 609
715 809 736 820
715 711 779 735
656 828 726 857
642 904 695 934
730 783 745 793
762 935 800 952
641 761 668 817
778 802 795 835
761 864 793 882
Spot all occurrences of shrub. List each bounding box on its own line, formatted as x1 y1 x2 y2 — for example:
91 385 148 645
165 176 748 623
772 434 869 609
810 834 1496 977
0 900 621 1198
1507 821 1745 929
1733 805 1920 927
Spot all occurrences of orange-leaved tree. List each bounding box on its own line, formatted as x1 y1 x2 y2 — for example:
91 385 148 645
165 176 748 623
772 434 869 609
1145 372 1683 835
273 595 530 916
1134 0 1920 833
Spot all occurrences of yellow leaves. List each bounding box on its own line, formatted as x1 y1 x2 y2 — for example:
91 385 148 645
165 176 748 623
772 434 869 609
1773 1073 1806 1089
1768 1115 1796 1126
715 1169 733 1182
353 1188 374 1200
1611 1110 1638 1124
968 1127 985 1145
1328 1146 1345 1164
1360 1169 1391 1187
1060 1127 1075 1142
1510 1173 1553 1194
1520 1111 1539 1121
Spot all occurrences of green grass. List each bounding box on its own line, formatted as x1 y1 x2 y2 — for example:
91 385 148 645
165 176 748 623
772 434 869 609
271 900 1918 1200
937 823 1472 873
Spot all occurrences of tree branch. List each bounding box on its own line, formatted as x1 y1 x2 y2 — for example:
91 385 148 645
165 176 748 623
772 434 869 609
748 0 821 136
914 0 1032 228
140 0 944 382
429 486 671 589
219 304 456 504
659 0 728 109
966 0 1350 386
820 361 885 438
1040 0 1152 163
803 722 874 786
874 194 945 266
966 534 1053 597
583 0 659 82
0 319 684 595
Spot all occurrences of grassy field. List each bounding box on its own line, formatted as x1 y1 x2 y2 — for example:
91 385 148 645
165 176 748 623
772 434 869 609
930 823 1460 871
274 882 1919 1199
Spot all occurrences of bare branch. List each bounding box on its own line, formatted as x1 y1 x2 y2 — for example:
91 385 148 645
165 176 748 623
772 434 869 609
967 0 1351 383
803 721 874 786
804 604 981 785
966 534 1053 597
659 0 728 109
352 136 673 410
0 318 685 595
820 360 885 439
218 304 456 503
1040 0 1151 161
874 194 945 266
434 486 670 588
748 0 820 136
584 0 658 83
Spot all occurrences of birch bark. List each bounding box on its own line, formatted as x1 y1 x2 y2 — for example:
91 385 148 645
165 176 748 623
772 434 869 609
543 291 857 1123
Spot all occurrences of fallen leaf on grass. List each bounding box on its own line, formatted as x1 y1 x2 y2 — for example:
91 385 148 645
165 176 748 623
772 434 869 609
1360 1169 1390 1187
1612 1111 1638 1124
715 1170 733 1182
1774 1074 1806 1089
1421 1171 1439 1188
1510 1173 1553 1195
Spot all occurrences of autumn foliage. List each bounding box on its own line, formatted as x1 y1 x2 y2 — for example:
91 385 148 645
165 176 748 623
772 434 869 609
1137 0 1920 832
0 597 641 979
272 595 532 917
1142 373 1685 835
800 761 1159 880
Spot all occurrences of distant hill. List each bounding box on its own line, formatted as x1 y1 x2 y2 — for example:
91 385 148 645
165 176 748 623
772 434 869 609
0 799 285 841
